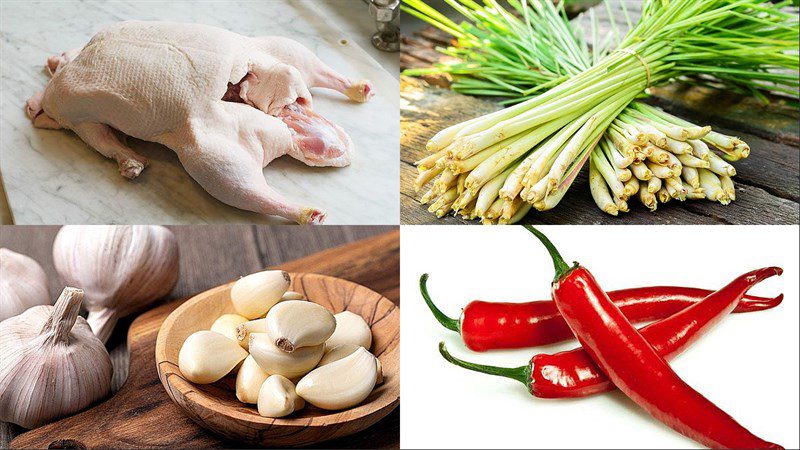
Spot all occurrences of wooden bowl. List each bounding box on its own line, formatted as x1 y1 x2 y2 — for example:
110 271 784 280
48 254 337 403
155 273 400 447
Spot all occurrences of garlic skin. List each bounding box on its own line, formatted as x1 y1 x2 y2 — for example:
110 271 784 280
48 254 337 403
318 344 384 385
211 314 248 349
257 375 305 418
267 300 336 352
325 311 372 350
249 332 324 379
296 347 377 411
0 287 112 428
230 270 290 319
53 225 179 343
236 355 270 404
0 248 50 321
235 318 266 350
178 331 248 384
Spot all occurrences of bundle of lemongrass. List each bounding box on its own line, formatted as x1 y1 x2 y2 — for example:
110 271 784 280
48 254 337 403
403 0 799 222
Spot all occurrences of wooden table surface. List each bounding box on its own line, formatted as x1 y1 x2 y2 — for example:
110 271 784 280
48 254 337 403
400 3 800 225
0 225 398 448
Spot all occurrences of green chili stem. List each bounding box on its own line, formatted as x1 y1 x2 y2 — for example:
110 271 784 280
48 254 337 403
438 342 530 387
419 274 459 332
522 225 573 281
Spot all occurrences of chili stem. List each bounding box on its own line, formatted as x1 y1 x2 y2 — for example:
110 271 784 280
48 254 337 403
438 342 529 386
419 274 459 332
522 225 574 281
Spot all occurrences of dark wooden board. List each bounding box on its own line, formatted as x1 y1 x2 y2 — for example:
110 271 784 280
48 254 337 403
400 16 800 225
1 226 398 449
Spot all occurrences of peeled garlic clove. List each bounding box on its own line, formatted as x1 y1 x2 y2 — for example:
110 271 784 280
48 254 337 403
0 287 112 428
178 331 248 384
231 270 290 319
296 347 377 410
267 301 335 352
211 314 248 349
281 291 304 301
236 355 269 404
53 225 179 344
325 311 372 350
257 374 305 418
249 332 324 379
0 248 50 321
318 344 383 385
235 318 266 351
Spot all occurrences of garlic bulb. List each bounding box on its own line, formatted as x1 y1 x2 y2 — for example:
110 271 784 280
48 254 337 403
236 355 269 404
296 347 377 410
257 375 304 418
53 225 179 343
249 332 324 379
319 344 384 385
178 331 248 384
230 270 290 319
211 314 248 349
0 248 50 321
325 311 372 350
235 318 266 350
267 300 336 352
0 287 112 428
281 291 304 301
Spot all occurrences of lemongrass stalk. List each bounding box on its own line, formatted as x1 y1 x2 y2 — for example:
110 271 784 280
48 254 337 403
457 173 466 194
647 176 662 194
589 158 619 215
663 136 693 155
449 136 516 174
452 188 475 212
702 131 737 152
415 165 444 191
484 197 505 220
627 110 688 140
631 121 668 147
639 187 658 211
646 161 674 179
657 185 672 204
500 196 525 222
475 166 514 217
602 138 634 168
591 148 626 201
416 146 450 171
420 188 436 204
665 177 688 201
624 176 640 199
687 139 710 160
506 203 533 225
647 148 671 165
428 187 458 215
607 127 639 157
685 183 706 200
676 153 710 168
433 170 458 194
720 175 737 201
697 169 728 204
707 152 737 177
682 166 701 189
633 104 712 139
630 161 653 181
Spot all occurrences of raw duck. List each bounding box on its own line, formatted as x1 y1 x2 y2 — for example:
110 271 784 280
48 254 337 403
25 21 374 224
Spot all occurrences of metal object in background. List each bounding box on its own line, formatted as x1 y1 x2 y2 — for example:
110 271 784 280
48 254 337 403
365 0 399 52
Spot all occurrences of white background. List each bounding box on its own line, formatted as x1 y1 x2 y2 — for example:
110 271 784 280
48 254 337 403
400 225 799 449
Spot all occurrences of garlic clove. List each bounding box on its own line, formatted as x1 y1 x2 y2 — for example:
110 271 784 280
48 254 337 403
318 344 384 385
235 318 267 351
178 331 248 384
249 332 324 379
0 287 112 428
230 270 290 319
266 301 335 352
211 314 249 349
52 225 179 344
0 248 50 322
257 374 305 418
296 347 377 411
235 355 270 404
325 311 372 350
281 291 305 301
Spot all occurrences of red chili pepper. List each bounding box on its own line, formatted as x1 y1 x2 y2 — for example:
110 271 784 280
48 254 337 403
438 265 782 400
420 275 782 352
525 226 782 449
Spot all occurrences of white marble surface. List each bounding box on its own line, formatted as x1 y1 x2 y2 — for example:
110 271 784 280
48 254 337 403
0 0 399 224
